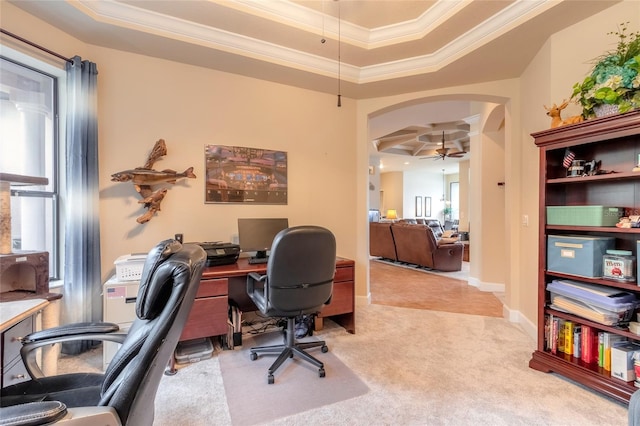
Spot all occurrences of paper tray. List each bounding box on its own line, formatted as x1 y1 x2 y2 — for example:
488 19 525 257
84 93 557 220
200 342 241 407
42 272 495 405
547 279 637 313
549 294 634 326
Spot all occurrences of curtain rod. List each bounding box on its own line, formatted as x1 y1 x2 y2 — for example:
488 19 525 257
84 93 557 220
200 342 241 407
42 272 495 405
1 28 73 64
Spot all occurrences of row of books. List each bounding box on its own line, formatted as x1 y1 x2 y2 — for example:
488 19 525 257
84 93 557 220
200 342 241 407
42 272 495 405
545 314 627 370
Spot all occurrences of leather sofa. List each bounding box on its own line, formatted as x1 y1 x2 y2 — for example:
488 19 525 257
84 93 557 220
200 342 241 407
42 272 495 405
369 221 463 272
369 222 398 261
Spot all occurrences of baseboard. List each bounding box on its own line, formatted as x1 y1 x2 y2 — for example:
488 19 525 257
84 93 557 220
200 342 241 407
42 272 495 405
468 276 505 293
501 303 537 343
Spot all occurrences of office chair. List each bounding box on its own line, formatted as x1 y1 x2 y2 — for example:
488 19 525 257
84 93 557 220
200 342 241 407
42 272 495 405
246 225 336 384
0 239 206 426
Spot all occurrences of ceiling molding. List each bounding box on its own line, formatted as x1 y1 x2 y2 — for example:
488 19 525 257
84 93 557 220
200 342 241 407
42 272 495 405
68 0 558 84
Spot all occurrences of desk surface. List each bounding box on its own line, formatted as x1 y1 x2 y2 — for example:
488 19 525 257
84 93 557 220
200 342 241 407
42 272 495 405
1 299 48 332
202 256 354 279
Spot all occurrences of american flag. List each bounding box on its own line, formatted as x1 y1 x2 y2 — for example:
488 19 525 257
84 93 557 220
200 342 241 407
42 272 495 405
562 148 575 168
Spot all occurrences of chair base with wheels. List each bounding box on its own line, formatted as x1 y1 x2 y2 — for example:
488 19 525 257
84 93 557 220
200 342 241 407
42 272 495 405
250 316 329 384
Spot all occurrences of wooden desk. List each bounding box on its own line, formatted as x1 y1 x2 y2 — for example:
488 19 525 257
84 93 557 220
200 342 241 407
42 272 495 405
179 257 356 343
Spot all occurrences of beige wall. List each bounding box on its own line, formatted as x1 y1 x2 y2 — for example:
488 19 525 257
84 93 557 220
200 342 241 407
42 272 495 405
2 2 358 291
379 172 403 218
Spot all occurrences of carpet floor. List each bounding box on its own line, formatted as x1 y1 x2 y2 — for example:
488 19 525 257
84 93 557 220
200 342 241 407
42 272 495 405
56 303 628 425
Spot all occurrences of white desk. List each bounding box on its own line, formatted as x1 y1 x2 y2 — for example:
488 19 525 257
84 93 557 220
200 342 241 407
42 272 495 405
1 298 48 333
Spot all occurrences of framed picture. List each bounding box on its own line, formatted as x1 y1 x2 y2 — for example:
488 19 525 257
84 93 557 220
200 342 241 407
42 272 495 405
204 144 287 204
424 197 431 217
415 196 422 217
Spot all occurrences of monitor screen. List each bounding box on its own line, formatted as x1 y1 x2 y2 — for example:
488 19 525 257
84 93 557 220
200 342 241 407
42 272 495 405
237 218 289 262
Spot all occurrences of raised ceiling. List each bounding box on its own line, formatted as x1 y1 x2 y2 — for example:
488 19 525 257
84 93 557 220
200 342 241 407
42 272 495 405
7 0 619 99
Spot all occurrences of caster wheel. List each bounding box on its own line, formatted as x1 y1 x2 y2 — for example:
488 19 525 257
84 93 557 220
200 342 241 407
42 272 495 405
268 374 275 384
321 345 328 353
250 352 258 361
319 368 326 378
289 352 294 358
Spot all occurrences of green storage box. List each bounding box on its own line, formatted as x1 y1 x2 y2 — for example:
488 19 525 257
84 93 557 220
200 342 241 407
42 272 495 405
546 206 623 226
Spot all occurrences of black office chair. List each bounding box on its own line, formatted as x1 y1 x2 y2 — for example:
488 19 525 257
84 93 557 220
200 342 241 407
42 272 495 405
0 240 206 426
246 225 336 384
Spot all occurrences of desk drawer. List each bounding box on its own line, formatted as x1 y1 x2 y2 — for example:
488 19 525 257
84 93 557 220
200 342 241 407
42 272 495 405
3 356 29 387
321 281 353 317
180 295 229 341
2 317 33 368
197 278 228 298
334 265 353 283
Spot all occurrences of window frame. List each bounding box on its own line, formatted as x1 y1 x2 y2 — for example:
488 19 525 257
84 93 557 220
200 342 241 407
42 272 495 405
1 47 67 281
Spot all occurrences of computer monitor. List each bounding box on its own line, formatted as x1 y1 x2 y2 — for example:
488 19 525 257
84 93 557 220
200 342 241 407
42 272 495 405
237 218 289 264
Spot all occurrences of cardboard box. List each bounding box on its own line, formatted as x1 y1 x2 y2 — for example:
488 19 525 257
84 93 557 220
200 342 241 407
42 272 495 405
611 343 640 381
547 235 615 278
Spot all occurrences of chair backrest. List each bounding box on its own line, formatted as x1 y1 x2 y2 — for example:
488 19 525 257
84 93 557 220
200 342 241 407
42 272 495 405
100 240 206 426
265 226 336 315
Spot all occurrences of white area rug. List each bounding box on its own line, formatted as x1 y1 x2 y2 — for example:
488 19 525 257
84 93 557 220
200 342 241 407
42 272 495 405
218 331 369 425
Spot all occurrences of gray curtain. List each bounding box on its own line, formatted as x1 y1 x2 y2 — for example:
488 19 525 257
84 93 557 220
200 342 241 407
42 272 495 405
62 56 101 355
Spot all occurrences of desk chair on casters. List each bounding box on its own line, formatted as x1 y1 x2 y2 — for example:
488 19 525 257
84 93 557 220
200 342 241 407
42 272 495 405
0 240 206 426
246 225 336 384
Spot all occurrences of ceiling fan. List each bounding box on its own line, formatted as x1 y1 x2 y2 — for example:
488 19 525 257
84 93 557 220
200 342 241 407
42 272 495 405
421 131 467 160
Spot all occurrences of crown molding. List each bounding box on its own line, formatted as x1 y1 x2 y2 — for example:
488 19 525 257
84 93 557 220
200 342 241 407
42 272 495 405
70 0 554 84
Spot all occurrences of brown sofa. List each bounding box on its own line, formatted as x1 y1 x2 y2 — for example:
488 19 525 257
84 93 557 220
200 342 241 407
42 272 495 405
369 221 463 272
369 222 398 261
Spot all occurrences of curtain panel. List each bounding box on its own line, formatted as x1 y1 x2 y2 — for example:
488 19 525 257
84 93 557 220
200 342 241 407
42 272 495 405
62 56 101 355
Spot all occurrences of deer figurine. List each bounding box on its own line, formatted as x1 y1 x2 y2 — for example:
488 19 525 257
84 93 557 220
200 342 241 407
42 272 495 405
544 100 584 128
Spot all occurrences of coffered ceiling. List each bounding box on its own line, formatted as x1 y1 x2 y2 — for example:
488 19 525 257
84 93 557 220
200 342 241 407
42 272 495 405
5 0 620 172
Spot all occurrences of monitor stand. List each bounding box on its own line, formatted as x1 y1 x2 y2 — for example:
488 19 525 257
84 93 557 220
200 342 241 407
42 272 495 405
248 250 268 264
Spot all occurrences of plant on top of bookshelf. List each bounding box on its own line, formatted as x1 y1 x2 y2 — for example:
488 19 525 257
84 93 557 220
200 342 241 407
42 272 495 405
571 22 640 119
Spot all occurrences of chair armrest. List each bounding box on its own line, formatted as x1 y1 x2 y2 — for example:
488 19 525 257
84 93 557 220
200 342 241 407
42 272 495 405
20 323 125 379
23 322 120 343
0 401 67 426
0 404 122 426
246 272 266 294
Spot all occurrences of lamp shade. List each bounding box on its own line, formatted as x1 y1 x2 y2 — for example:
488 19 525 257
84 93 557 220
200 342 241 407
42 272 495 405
386 209 398 220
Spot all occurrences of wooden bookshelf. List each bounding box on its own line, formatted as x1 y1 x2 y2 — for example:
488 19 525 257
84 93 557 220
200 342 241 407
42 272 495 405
529 110 640 404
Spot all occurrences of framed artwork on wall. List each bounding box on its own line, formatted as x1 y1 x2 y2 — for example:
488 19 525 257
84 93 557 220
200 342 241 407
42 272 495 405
204 144 288 204
424 197 431 217
415 196 422 217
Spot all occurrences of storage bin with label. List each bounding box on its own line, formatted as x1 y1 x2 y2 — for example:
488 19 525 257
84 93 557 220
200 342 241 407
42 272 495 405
546 206 623 226
547 235 615 278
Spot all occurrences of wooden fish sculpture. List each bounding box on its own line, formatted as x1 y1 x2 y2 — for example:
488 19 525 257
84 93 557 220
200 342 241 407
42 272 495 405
136 188 168 224
111 167 196 185
111 139 196 224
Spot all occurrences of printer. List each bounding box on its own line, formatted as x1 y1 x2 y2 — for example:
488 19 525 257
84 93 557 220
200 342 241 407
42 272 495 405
196 242 240 266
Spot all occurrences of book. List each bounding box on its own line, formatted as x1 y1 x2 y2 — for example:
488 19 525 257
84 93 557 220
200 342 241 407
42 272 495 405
573 325 581 359
603 333 627 371
598 332 605 367
564 321 574 355
551 317 560 355
557 319 566 354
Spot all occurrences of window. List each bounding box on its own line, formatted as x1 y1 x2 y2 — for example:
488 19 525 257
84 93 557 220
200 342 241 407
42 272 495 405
450 181 459 221
1 54 63 280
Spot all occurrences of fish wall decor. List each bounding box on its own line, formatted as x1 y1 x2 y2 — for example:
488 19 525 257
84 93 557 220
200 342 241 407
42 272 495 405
111 139 196 224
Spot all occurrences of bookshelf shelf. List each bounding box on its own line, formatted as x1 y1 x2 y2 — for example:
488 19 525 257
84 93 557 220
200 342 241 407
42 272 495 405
529 110 640 404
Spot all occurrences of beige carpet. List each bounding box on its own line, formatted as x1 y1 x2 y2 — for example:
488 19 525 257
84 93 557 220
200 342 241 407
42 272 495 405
58 303 628 425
